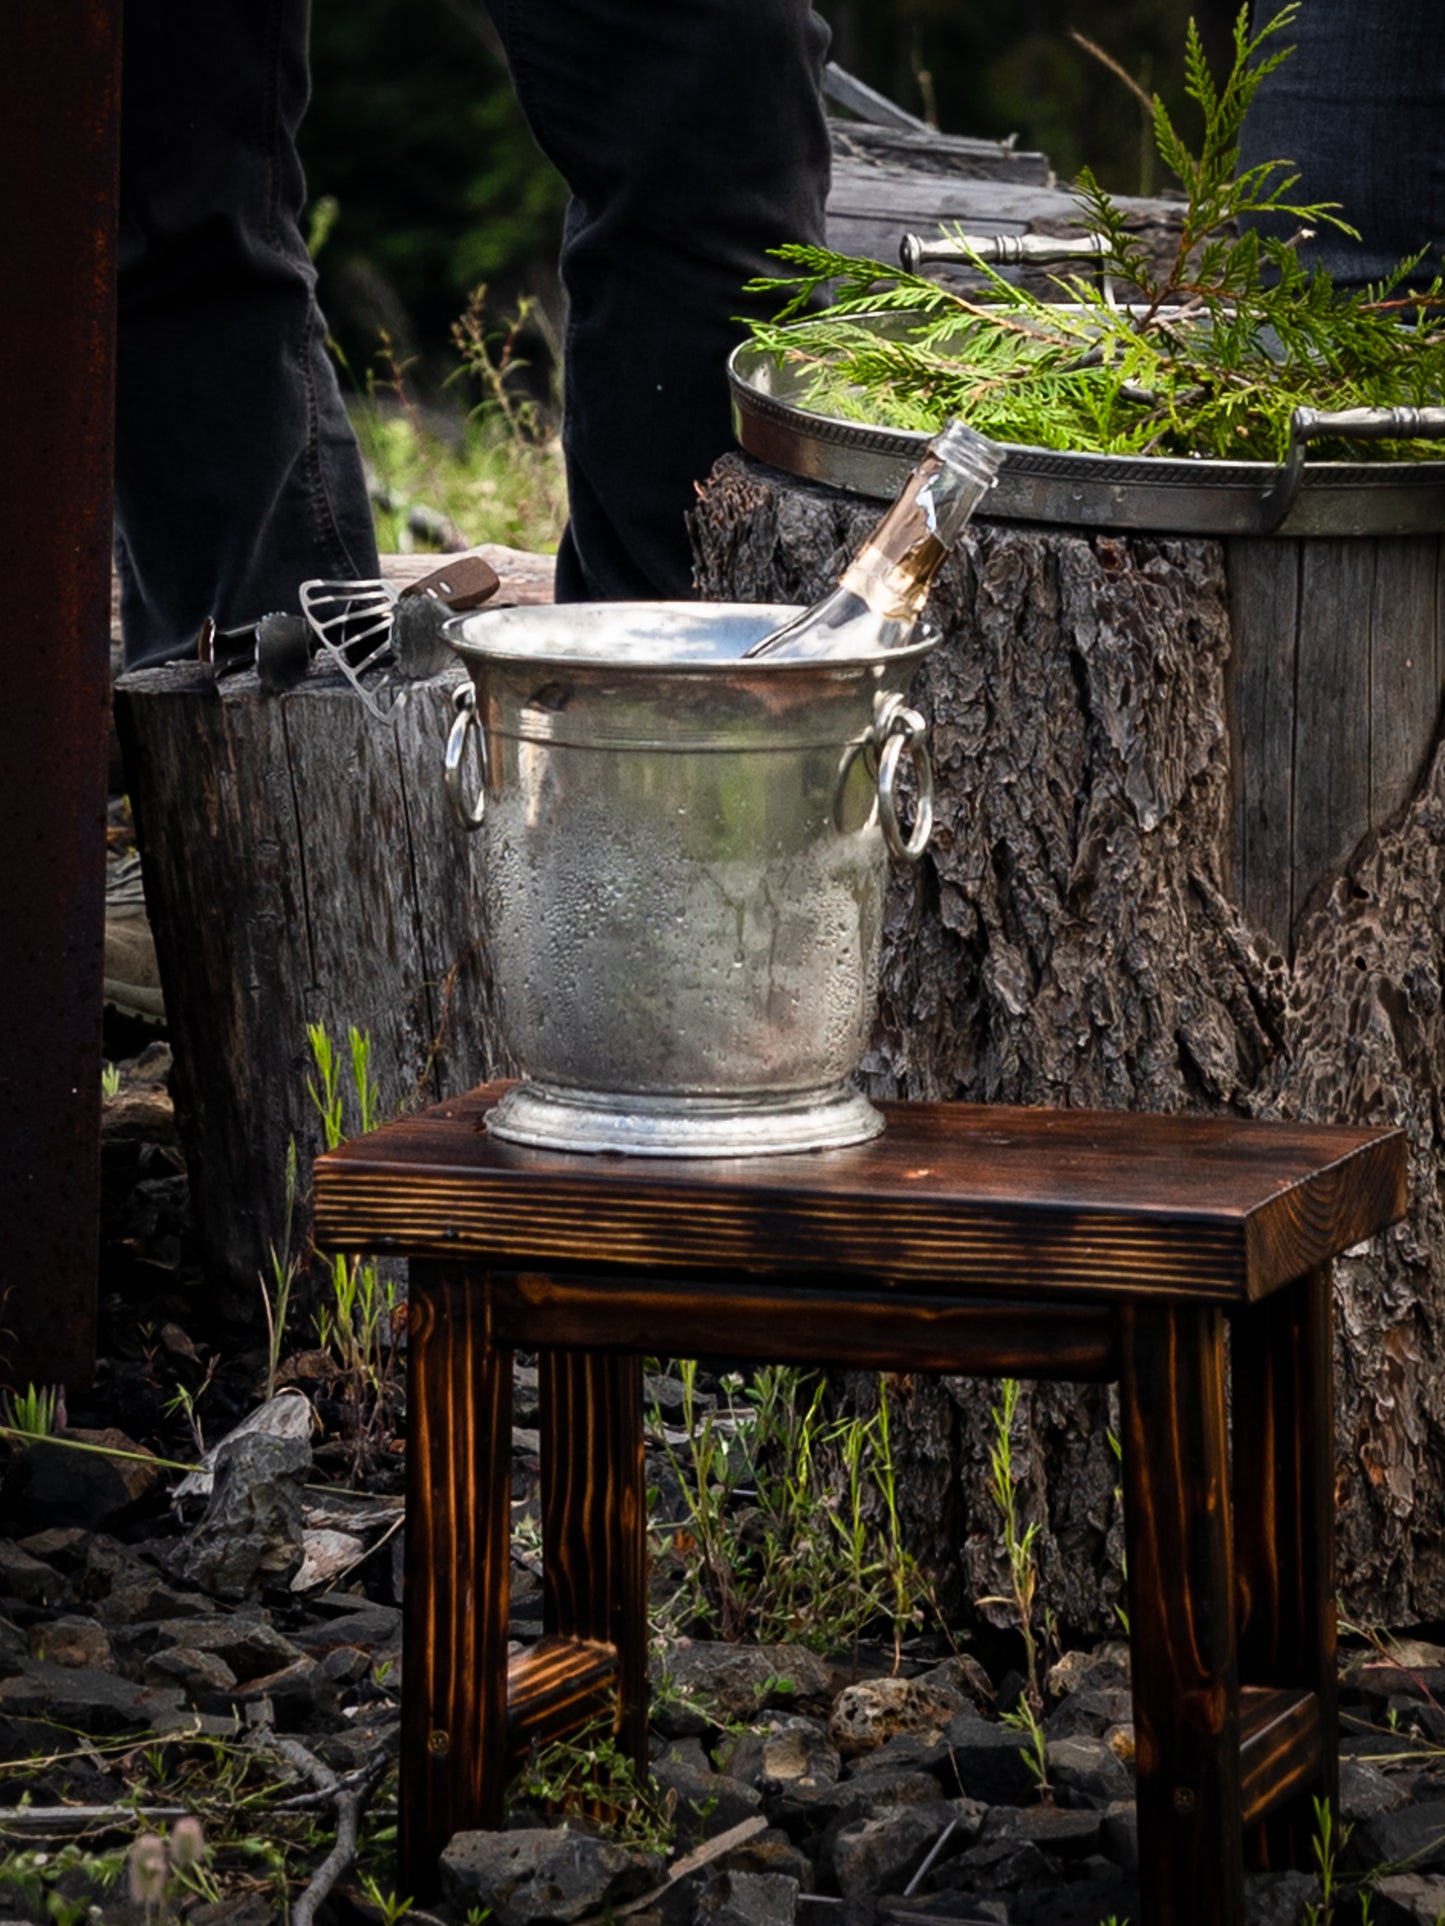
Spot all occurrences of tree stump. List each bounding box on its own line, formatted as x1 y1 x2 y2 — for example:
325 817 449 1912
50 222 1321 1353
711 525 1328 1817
113 659 515 1323
690 453 1445 1630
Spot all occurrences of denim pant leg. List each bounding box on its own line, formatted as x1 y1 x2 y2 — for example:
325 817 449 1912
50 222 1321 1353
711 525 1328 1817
115 0 378 669
484 0 832 600
1238 0 1445 289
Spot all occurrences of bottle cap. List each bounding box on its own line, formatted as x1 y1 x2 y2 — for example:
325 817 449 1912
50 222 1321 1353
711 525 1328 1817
931 418 1006 490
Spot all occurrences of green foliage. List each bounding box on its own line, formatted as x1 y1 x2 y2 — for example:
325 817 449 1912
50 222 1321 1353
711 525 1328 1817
306 1024 404 1477
982 1379 1051 1800
0 1383 60 1441
511 1722 675 1857
746 6 1445 465
343 288 566 557
1301 1794 1374 1926
654 1363 929 1657
0 1840 128 1925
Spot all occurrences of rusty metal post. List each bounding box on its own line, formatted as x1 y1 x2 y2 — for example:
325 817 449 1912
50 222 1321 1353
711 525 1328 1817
0 1 121 1389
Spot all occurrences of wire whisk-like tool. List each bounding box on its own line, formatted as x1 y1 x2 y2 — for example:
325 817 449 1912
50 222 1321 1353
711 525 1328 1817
298 577 402 719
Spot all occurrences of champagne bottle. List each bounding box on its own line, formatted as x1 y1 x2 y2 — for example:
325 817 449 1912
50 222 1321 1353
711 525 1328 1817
743 419 1004 660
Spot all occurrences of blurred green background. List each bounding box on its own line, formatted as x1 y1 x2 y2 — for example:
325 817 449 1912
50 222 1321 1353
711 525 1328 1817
302 0 1238 391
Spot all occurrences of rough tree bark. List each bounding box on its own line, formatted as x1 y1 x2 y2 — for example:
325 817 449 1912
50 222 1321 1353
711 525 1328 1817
690 454 1442 1630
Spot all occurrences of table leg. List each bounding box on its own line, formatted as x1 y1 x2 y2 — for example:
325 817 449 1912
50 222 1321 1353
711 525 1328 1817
1233 1264 1337 1866
538 1350 650 1772
400 1263 513 1896
1119 1301 1243 1926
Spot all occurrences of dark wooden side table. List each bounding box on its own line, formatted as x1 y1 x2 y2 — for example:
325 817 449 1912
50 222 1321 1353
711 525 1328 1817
313 1084 1406 1923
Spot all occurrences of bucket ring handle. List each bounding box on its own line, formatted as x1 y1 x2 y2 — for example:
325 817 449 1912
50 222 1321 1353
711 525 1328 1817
444 683 489 832
875 694 933 862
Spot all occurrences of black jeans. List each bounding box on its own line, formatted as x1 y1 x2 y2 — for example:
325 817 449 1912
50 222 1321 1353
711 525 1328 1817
483 0 832 600
1238 0 1445 289
116 0 831 665
116 0 379 670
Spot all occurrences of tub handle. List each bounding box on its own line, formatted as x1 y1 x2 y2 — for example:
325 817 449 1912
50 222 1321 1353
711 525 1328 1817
445 683 488 832
875 694 933 862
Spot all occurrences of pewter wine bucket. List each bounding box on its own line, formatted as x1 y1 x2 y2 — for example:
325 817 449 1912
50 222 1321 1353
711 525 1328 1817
444 602 934 1156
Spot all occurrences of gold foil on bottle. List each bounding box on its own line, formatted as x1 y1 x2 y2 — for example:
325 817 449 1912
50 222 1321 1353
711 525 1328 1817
838 453 949 618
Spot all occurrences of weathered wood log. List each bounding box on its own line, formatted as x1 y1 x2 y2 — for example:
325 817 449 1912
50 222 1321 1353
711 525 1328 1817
689 454 1445 1629
112 665 512 1320
111 548 548 1318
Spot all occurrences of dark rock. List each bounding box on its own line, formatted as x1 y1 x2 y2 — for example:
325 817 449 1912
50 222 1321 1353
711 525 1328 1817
1340 1758 1410 1822
319 1645 372 1686
125 1615 304 1681
440 1826 662 1925
166 1432 310 1600
1044 1735 1133 1809
818 1771 955 1835
235 1656 336 1728
1359 1800 1445 1875
933 1832 1053 1896
881 1899 1011 1923
848 1732 957 1780
826 1800 959 1899
715 1828 814 1889
15 1752 124 1808
1373 1872 1445 1925
513 1363 541 1425
0 1714 70 1762
831 1678 971 1759
289 1601 401 1655
1044 1643 1131 1701
0 1616 28 1677
1 1428 164 1533
1342 1727 1418 1762
316 1711 401 1774
1385 1697 1445 1743
657 1643 831 1728
27 1615 112 1671
760 1718 841 1799
645 1373 715 1424
915 1655 996 1714
0 1658 183 1735
938 1714 1042 1804
695 1869 798 1923
93 1574 214 1626
0 1541 66 1607
143 1645 240 1712
1242 1868 1320 1925
74 1533 150 1599
1099 1800 1138 1874
759 1719 845 1823
1010 1868 1139 1923
1042 1689 1136 1742
712 1726 769 1788
989 1806 1102 1858
651 1756 762 1845
15 1527 92 1572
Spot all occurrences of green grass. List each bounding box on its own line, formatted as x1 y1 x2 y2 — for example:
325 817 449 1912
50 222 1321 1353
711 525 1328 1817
344 289 568 559
351 402 565 557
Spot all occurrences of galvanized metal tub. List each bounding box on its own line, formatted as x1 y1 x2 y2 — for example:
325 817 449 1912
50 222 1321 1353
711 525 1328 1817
443 602 935 1156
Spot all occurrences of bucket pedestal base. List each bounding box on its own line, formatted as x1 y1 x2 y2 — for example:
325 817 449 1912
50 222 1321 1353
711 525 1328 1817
484 1080 884 1158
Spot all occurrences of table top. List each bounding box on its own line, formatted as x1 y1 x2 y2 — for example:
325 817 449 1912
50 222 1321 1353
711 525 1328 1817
312 1083 1407 1304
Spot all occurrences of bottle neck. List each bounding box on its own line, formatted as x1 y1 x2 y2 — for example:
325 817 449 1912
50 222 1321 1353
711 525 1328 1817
839 426 999 621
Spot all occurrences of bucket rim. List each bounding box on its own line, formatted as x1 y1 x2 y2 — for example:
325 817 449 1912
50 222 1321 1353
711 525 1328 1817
443 600 938 673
